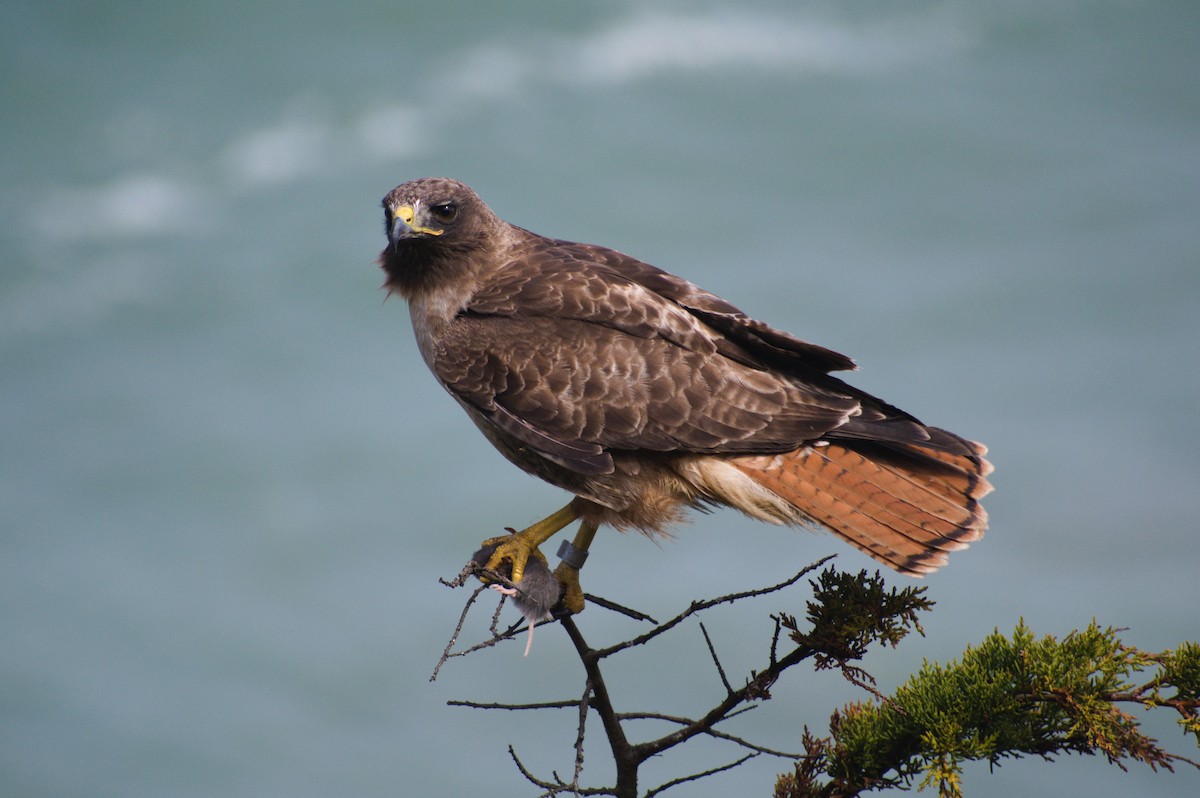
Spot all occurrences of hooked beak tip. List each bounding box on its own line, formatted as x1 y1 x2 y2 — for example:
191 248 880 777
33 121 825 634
388 215 414 247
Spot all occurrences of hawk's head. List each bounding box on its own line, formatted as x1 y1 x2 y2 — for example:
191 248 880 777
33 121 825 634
378 177 501 298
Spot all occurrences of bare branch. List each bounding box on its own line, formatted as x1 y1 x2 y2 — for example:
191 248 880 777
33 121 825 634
431 558 546 680
618 711 800 758
443 559 837 796
507 744 618 797
644 753 759 797
430 582 496 682
572 679 592 790
448 698 581 711
769 613 783 667
699 621 734 695
433 562 663 683
583 593 658 624
592 556 835 660
487 590 508 636
632 637 820 762
559 616 639 797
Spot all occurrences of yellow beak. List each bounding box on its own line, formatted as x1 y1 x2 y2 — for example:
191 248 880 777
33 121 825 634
392 204 444 238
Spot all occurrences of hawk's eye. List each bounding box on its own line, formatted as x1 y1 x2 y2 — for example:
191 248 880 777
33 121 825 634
430 202 458 223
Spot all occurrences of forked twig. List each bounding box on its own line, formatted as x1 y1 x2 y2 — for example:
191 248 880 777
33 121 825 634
618 711 799 758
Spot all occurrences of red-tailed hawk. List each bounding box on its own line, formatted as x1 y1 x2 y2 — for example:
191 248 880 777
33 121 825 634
379 177 992 613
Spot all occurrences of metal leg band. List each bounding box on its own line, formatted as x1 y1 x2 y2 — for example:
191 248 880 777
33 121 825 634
556 539 589 570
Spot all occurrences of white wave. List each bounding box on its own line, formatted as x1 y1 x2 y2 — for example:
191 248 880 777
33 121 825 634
220 100 434 185
440 43 534 103
424 7 973 100
0 253 165 337
28 173 207 242
20 5 974 245
354 103 430 160
565 10 970 83
16 172 209 336
384 7 973 132
220 116 332 188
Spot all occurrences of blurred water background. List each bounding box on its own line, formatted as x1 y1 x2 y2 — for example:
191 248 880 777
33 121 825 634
3 1 1198 796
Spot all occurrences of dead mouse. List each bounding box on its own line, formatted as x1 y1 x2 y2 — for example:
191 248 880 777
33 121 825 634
471 542 561 656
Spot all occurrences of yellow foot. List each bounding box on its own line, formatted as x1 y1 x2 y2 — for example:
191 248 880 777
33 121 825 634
552 561 586 615
473 501 581 585
476 531 548 586
470 502 596 617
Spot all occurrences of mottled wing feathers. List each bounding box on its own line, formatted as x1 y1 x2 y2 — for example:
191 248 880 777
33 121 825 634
432 232 977 475
541 238 857 373
485 398 613 475
432 312 858 474
464 251 723 356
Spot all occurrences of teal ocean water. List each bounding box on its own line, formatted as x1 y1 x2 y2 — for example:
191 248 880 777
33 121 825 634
3 2 1198 796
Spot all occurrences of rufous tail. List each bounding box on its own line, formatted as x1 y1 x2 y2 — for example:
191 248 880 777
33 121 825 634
730 437 993 575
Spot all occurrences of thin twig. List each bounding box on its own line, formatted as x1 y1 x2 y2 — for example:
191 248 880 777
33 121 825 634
644 753 760 797
508 745 572 796
508 745 618 797
573 679 592 790
448 699 582 711
432 562 566 679
592 557 834 660
583 593 658 624
699 621 733 694
430 582 493 681
769 613 783 667
631 636 821 761
618 711 799 758
487 590 507 636
434 564 660 683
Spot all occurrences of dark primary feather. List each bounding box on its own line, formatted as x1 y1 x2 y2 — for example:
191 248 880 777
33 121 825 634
558 240 857 372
